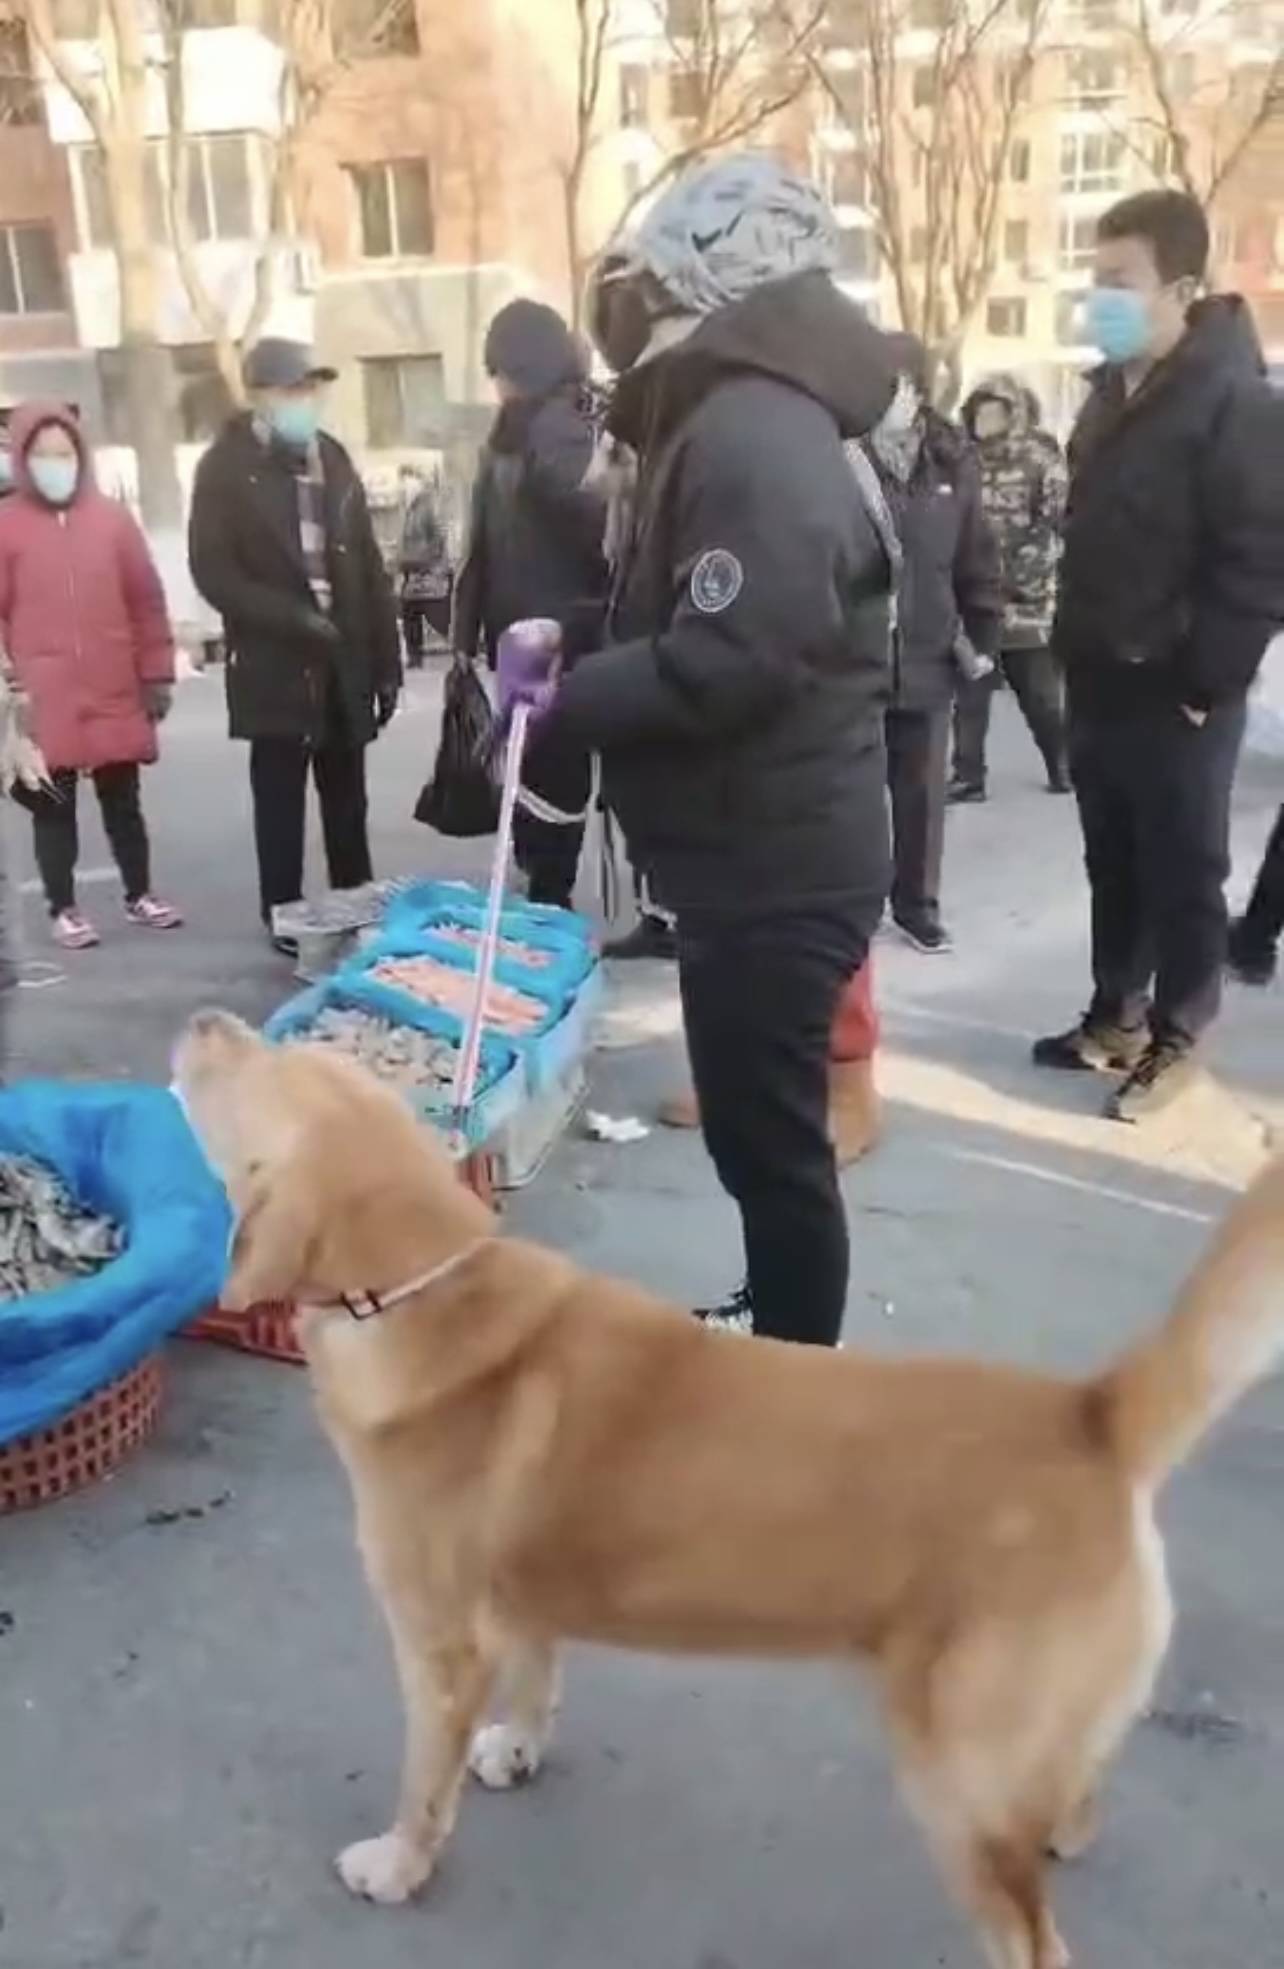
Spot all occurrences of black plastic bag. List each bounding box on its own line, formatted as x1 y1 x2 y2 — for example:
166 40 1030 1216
413 655 500 836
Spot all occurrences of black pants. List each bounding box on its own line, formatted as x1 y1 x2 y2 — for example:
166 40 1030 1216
514 723 590 910
886 705 949 924
248 737 372 922
1242 802 1284 948
13 764 150 915
401 601 429 666
677 897 874 1347
953 646 1068 789
1070 699 1246 1044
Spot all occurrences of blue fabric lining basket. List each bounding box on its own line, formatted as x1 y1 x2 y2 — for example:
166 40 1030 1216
381 880 597 995
0 1083 232 1446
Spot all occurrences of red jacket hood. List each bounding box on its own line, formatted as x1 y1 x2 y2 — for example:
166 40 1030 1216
8 399 94 504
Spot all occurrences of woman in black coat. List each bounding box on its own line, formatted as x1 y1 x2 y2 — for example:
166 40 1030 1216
188 339 401 945
866 334 1004 952
452 300 608 909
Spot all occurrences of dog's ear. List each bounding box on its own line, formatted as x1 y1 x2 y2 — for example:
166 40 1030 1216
223 1165 315 1311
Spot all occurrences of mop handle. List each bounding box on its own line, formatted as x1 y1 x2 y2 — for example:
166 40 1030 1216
451 700 530 1118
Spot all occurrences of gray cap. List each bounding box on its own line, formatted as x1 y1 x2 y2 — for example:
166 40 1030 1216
241 338 338 390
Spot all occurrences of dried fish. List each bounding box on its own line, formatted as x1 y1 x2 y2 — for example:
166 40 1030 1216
370 955 545 1034
0 1154 123 1301
287 1007 461 1108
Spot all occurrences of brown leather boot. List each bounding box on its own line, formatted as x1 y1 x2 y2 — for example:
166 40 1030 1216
657 1086 701 1129
829 1057 880 1166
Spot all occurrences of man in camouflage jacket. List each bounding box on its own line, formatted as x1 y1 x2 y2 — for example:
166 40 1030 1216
951 374 1069 798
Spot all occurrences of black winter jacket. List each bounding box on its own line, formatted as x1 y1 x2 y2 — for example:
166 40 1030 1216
548 272 898 914
189 416 400 747
1054 295 1284 716
871 412 1004 713
452 388 608 664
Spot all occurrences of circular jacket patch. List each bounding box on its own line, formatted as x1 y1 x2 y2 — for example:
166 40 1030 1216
689 548 744 615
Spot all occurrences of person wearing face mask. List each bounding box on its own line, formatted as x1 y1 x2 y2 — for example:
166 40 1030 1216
0 401 181 950
188 339 401 952
864 335 1004 953
505 155 897 1345
1037 191 1284 1122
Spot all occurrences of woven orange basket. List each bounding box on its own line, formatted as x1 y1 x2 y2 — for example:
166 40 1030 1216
185 1147 497 1365
0 1354 164 1515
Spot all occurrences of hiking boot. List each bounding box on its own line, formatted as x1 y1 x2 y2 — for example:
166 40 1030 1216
1226 916 1277 988
829 1057 881 1166
125 893 183 930
1032 1014 1147 1073
947 778 986 805
894 910 953 954
1105 1035 1198 1123
693 1282 754 1335
52 908 100 951
657 1087 701 1129
603 914 677 962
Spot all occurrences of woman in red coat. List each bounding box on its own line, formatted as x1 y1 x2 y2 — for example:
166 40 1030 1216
0 401 181 949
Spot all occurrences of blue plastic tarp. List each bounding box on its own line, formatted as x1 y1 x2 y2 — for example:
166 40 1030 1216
0 1082 231 1445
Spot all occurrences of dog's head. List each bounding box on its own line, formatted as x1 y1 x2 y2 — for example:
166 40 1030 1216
173 1010 490 1312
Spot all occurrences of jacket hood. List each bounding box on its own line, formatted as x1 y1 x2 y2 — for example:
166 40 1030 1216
961 370 1030 436
9 399 93 503
483 300 586 398
1180 293 1265 381
610 271 897 449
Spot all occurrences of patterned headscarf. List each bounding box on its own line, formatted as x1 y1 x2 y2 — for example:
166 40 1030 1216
618 153 839 318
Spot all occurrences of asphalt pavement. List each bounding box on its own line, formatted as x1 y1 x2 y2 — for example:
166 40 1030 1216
2 665 1282 1969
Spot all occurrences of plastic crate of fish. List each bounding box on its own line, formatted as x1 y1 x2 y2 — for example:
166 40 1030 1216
518 960 604 1098
380 880 597 994
262 977 525 1152
342 938 566 1045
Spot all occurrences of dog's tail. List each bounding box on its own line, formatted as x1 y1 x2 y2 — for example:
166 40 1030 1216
1099 1154 1284 1488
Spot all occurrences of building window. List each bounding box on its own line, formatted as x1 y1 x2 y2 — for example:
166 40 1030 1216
911 65 935 110
1009 138 1031 183
362 354 446 448
184 134 254 241
829 149 869 208
825 66 868 127
910 0 950 24
668 67 703 120
0 22 42 124
1067 50 1124 106
50 0 99 34
347 159 434 258
622 159 644 204
182 0 240 25
344 0 420 55
1058 212 1099 271
0 224 64 315
1004 218 1029 263
1059 130 1125 193
1056 291 1087 345
1168 51 1196 98
76 143 169 250
619 63 648 128
986 295 1027 338
665 0 704 35
835 222 875 280
1064 0 1120 23
910 224 929 264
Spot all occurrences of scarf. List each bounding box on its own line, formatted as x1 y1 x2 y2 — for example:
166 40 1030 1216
253 416 332 615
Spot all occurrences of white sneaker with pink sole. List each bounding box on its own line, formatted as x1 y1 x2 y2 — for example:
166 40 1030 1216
52 909 100 950
125 894 184 930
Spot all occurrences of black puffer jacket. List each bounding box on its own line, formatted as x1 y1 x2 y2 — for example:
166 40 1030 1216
1054 295 1284 715
548 271 897 913
189 416 400 746
871 411 1004 712
452 307 607 663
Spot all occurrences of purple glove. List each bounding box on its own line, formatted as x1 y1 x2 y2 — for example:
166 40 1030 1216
496 618 561 732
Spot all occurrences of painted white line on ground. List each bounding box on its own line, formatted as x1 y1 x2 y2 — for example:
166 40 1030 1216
881 998 1039 1043
19 864 119 895
934 1145 1215 1225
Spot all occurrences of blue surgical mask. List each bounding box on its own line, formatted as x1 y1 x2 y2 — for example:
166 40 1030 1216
1084 286 1152 365
269 398 321 449
28 455 79 506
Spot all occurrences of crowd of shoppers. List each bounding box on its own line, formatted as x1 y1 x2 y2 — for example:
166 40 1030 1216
1 163 1279 1350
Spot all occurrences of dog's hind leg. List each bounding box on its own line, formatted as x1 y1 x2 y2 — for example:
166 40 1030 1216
337 1611 498 1905
469 1635 561 1791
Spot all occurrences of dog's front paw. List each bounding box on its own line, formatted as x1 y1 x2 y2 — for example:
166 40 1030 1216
336 1831 434 1904
469 1722 545 1790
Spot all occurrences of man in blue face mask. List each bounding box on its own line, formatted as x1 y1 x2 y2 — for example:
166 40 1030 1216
1036 190 1284 1121
189 339 402 952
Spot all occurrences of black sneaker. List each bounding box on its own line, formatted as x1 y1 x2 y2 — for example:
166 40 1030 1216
1032 1014 1147 1073
1046 770 1073 796
269 932 299 960
947 778 986 805
1105 1036 1198 1123
603 914 677 962
894 911 953 954
1227 917 1277 988
693 1283 754 1335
